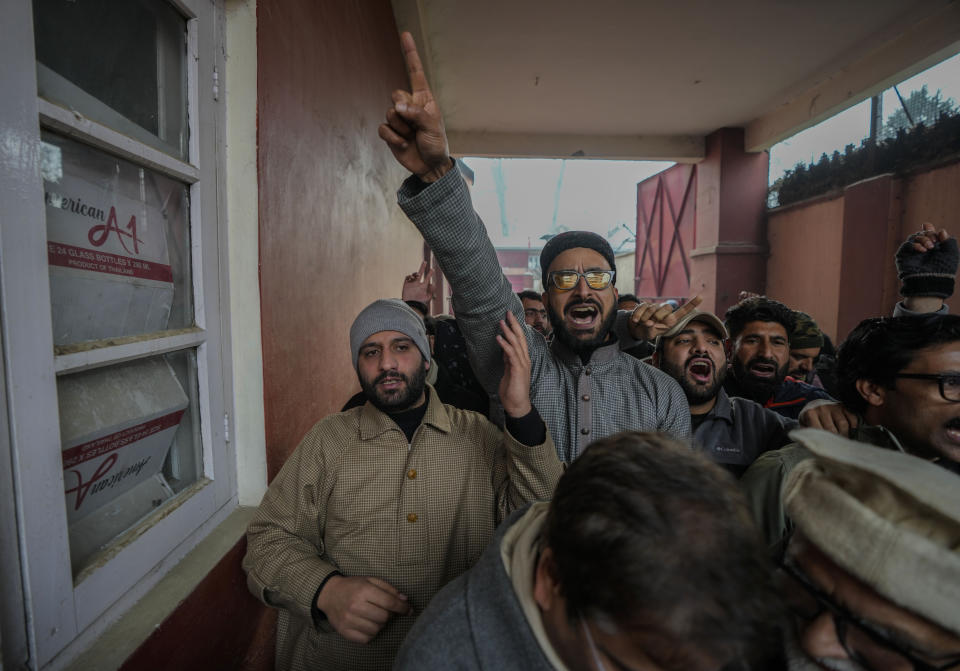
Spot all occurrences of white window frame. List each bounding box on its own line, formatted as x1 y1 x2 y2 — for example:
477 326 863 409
0 0 235 667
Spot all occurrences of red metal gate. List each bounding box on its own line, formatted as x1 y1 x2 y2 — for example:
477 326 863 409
635 164 696 301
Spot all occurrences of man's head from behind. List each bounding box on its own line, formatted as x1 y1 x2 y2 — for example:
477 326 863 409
724 297 797 402
518 290 551 337
781 429 960 670
350 299 431 413
837 314 960 463
652 310 729 411
539 231 619 356
533 432 780 671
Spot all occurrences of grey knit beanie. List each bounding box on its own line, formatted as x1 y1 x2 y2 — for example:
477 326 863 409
349 299 430 366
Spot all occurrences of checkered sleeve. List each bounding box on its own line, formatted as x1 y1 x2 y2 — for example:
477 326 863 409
398 163 527 395
242 425 340 624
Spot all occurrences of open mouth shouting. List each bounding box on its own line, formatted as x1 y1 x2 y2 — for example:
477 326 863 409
564 300 601 331
747 357 780 380
686 356 715 385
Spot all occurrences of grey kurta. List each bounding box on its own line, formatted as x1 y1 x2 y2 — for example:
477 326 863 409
397 165 691 462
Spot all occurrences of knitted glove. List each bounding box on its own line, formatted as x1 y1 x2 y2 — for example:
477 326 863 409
895 237 958 298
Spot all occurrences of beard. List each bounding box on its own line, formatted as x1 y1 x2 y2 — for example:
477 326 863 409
359 359 428 413
732 355 788 404
660 355 726 406
547 298 617 356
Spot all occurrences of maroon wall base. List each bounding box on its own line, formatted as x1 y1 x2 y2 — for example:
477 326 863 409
119 538 276 671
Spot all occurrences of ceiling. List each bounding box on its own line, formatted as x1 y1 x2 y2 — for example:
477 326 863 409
391 0 960 161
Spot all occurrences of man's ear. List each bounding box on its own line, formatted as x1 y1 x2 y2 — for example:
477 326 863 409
613 287 620 303
533 547 563 612
541 290 549 307
856 379 886 407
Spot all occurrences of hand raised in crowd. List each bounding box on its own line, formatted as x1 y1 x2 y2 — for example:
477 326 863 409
378 32 452 183
628 295 703 342
799 401 859 437
904 221 950 252
401 260 437 305
896 221 958 312
316 575 412 644
496 311 533 418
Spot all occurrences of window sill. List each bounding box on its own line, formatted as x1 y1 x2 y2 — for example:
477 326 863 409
60 505 256 671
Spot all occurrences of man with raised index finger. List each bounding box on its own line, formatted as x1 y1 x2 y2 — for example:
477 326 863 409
379 32 690 463
243 299 562 670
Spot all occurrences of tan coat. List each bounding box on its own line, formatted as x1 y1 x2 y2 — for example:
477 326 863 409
243 387 562 670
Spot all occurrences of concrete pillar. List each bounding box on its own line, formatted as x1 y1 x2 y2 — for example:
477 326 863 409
689 128 769 318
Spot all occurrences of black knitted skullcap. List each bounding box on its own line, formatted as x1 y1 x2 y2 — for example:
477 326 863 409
540 231 617 285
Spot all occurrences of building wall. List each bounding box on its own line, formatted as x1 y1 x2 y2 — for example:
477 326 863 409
766 195 844 340
765 158 960 342
496 249 536 292
258 0 421 480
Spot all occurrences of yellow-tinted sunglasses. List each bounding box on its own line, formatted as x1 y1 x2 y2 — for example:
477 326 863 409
547 269 615 291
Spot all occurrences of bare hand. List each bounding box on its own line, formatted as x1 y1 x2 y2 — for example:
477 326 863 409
316 575 412 644
907 221 950 252
378 32 452 182
497 311 533 418
799 402 859 437
401 260 437 304
628 295 703 342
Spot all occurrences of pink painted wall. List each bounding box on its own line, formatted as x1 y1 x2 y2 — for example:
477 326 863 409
258 1 422 480
901 161 960 238
767 195 844 340
690 128 768 317
765 158 960 343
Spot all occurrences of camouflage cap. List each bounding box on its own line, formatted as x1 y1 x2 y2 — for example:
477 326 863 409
791 311 824 350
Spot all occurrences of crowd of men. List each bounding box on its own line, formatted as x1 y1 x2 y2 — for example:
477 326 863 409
243 32 960 671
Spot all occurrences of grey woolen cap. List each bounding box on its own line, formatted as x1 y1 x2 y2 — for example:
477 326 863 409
349 299 430 367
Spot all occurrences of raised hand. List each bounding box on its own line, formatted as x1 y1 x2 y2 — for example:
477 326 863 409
905 221 950 252
628 295 703 342
379 32 452 182
496 311 533 418
896 221 957 311
316 575 412 644
401 260 437 305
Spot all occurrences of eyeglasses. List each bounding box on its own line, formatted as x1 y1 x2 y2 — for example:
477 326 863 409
547 269 615 291
524 308 548 319
893 373 960 402
782 562 960 671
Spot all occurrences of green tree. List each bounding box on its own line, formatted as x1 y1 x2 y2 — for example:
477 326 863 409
881 85 957 139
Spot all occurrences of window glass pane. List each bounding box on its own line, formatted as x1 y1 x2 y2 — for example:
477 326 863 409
60 349 202 577
33 0 188 159
41 132 193 347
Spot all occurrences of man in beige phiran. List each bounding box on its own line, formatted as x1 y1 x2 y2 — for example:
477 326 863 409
243 299 562 670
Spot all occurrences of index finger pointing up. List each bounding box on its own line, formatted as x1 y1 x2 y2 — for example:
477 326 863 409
400 32 430 93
